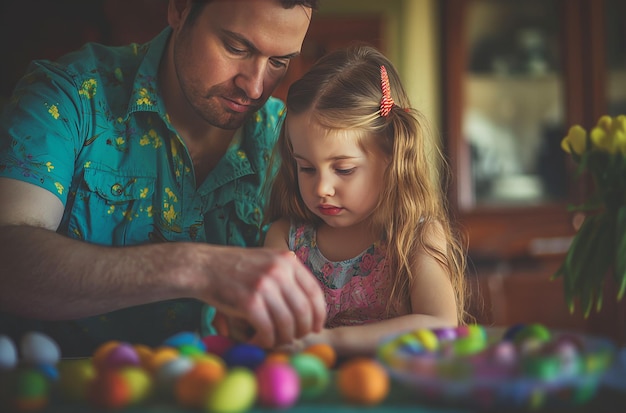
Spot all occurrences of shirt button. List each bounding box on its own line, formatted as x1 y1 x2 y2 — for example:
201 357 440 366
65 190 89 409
111 183 123 196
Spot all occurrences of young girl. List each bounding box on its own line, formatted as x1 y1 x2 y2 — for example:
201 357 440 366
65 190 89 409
262 44 468 356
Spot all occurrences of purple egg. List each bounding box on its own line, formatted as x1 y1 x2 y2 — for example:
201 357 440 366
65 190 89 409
104 343 140 368
433 327 457 342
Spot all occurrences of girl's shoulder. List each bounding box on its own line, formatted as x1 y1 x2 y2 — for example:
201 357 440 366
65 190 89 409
288 221 316 250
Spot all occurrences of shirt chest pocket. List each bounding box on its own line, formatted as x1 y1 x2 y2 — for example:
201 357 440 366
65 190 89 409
68 168 156 245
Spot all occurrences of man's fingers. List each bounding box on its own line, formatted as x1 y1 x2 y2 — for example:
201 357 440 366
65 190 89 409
295 264 327 332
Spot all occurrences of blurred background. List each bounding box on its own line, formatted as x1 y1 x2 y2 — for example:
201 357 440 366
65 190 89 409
2 0 625 339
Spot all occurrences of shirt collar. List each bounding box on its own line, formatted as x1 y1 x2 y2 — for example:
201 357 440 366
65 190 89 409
125 27 172 118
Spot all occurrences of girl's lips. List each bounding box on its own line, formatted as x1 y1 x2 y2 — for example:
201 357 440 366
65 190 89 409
318 205 342 216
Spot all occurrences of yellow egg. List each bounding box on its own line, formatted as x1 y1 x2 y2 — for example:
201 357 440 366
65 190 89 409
206 367 257 413
57 359 96 402
118 366 152 404
337 358 389 405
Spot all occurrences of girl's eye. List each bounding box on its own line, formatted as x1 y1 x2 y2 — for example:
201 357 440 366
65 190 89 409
298 166 315 174
336 168 355 175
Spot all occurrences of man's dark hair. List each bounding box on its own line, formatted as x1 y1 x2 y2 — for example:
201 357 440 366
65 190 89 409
186 0 318 27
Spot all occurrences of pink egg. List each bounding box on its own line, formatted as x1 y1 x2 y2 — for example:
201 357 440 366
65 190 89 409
256 361 300 408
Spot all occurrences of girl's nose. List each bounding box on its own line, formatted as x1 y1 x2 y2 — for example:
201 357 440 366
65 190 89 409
315 174 335 197
234 59 265 100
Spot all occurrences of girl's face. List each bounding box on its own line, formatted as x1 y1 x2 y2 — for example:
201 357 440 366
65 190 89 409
286 110 389 229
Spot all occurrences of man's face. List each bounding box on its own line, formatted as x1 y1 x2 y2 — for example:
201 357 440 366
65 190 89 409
170 0 312 130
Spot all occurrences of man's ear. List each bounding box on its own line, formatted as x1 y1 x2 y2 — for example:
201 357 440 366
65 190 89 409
167 0 191 28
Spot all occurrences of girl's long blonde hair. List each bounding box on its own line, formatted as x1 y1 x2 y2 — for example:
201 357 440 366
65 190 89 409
265 44 469 324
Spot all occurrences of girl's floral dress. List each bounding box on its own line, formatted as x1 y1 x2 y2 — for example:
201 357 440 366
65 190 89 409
289 223 410 327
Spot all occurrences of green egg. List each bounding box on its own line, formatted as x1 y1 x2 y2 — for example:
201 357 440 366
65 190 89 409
206 367 257 413
514 324 551 345
290 353 329 400
16 368 49 398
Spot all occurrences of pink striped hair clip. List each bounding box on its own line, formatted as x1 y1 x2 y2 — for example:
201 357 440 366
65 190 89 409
379 65 394 117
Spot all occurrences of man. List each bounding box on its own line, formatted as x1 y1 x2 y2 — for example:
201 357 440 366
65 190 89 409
0 0 325 356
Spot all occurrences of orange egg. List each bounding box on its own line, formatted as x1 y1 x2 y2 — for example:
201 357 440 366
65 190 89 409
132 344 154 369
265 352 291 364
146 347 179 373
88 370 132 409
175 359 226 408
303 344 337 369
337 358 389 405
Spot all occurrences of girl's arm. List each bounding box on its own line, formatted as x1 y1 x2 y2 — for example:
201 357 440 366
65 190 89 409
287 221 459 357
263 218 292 250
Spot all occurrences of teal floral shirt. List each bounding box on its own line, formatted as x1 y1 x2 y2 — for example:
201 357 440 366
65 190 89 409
0 28 285 355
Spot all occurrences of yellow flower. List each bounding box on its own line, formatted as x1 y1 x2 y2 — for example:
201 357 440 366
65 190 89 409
78 79 97 99
561 125 586 155
48 104 59 119
590 115 626 154
54 182 64 195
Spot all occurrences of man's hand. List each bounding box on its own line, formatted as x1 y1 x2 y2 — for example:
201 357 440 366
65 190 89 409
196 247 326 349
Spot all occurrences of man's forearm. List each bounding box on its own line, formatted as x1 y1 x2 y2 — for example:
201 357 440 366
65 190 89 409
0 225 192 320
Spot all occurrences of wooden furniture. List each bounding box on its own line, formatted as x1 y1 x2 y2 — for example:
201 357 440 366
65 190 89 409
440 0 626 337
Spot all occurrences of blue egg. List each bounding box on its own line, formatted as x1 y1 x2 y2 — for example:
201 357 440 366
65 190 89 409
222 343 266 369
20 332 61 365
0 335 18 370
162 331 207 352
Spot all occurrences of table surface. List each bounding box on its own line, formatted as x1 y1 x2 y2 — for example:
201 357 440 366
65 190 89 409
32 370 626 413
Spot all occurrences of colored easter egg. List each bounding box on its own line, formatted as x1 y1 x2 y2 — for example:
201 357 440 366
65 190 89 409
222 343 266 369
303 343 337 369
35 363 59 381
376 340 401 366
289 353 329 399
104 343 140 369
88 370 132 409
523 354 561 380
453 336 487 356
0 335 18 370
337 358 389 405
175 357 226 408
92 341 120 370
396 333 424 355
265 351 291 364
155 357 194 396
256 361 300 408
514 323 551 345
119 366 153 404
146 346 179 373
133 344 154 369
15 368 49 398
57 359 96 402
206 367 257 413
432 327 457 342
413 329 439 351
202 335 236 357
163 331 207 352
20 332 60 365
